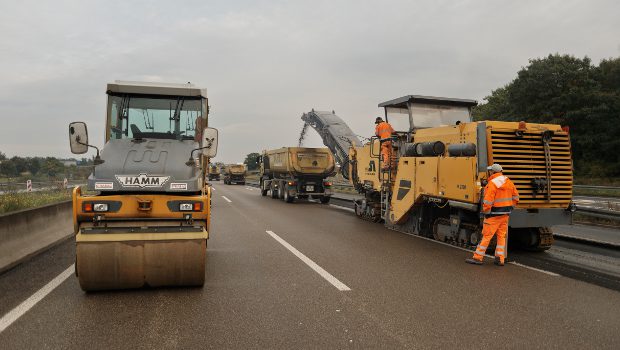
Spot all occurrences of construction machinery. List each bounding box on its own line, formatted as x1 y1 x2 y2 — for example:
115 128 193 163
208 165 221 181
223 164 246 185
302 96 574 250
258 147 336 203
68 81 218 291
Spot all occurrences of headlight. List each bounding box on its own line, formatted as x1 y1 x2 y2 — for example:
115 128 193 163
93 203 108 212
179 203 193 211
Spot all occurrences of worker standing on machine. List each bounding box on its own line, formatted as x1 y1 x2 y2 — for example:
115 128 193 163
466 163 519 266
375 117 395 170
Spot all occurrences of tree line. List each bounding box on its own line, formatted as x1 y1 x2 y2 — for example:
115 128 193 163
0 152 93 179
473 53 620 178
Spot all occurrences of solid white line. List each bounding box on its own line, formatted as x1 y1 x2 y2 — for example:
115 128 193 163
0 264 74 333
221 195 232 203
265 230 351 291
509 261 560 276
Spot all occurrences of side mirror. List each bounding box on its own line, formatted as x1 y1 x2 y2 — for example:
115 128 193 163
202 127 218 157
69 122 89 154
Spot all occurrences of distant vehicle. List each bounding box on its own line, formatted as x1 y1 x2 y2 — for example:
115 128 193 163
68 80 218 291
208 165 221 181
258 147 335 203
223 164 246 185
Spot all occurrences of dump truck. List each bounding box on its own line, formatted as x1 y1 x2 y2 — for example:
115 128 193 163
258 147 336 203
302 97 574 251
208 165 221 181
68 81 219 291
223 164 246 185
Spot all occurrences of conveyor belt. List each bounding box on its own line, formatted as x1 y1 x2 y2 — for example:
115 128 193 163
301 110 361 179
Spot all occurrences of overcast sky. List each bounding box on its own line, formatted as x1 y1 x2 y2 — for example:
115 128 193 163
1 0 619 163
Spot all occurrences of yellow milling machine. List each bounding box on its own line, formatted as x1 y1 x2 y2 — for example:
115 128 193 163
68 81 219 291
303 96 574 251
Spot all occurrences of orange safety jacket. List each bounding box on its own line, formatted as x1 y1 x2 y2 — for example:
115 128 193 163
375 121 394 140
482 172 519 216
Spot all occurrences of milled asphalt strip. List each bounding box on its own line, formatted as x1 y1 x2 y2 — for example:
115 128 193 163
0 264 74 333
221 196 232 203
265 230 351 291
331 196 561 277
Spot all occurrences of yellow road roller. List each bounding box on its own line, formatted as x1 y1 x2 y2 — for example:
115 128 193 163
68 81 218 291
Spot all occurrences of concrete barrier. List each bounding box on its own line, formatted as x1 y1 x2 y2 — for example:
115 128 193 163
0 200 73 274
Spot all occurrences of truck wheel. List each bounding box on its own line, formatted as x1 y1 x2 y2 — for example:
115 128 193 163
278 181 285 199
271 185 278 199
320 196 331 204
261 181 268 196
284 189 295 203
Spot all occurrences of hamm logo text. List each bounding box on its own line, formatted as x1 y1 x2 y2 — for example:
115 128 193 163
115 174 170 188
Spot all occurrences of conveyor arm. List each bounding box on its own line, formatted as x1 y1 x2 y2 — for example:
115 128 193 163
301 110 361 179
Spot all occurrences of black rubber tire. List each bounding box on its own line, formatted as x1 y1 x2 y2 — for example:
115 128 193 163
284 189 295 203
260 181 268 196
319 196 331 204
271 185 278 199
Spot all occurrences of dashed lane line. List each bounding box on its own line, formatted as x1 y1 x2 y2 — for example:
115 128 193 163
221 196 232 203
265 230 351 291
0 264 74 333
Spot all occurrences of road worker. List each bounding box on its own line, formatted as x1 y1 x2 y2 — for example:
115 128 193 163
466 163 519 266
374 117 395 170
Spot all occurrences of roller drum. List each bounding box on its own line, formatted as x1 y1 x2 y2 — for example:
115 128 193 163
76 239 206 291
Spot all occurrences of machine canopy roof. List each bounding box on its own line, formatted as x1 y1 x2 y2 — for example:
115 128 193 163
107 81 207 98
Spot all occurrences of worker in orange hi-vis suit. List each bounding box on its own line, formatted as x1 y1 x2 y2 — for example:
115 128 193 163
466 163 519 266
374 117 395 170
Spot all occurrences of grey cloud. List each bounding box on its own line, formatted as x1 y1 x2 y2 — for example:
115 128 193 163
1 0 619 163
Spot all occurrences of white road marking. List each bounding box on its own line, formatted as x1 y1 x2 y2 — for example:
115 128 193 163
265 230 351 291
221 196 232 203
0 264 74 333
509 261 560 276
211 187 216 191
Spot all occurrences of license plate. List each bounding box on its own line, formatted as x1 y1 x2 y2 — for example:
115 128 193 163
306 185 314 192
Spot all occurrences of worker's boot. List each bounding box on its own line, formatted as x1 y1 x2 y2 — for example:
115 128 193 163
465 258 483 265
494 257 504 266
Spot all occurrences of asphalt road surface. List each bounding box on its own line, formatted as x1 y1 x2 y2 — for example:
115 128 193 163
0 183 619 349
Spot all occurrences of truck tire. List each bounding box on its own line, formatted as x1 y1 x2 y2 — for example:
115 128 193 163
271 185 278 198
278 181 285 199
320 196 331 204
284 189 295 203
261 181 268 196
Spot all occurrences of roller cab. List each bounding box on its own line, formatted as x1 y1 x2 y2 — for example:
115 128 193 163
68 81 218 291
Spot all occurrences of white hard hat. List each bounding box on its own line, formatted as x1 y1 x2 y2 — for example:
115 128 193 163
487 163 503 172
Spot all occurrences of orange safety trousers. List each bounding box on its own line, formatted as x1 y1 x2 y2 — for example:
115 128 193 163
472 215 508 263
380 142 394 169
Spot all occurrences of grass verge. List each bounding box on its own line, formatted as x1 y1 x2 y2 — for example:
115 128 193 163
0 190 72 215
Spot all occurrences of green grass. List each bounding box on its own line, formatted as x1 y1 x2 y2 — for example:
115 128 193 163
0 190 71 215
